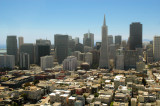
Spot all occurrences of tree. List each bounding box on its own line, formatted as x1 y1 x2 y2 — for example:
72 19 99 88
21 93 27 100
142 77 147 86
33 80 39 85
94 93 99 97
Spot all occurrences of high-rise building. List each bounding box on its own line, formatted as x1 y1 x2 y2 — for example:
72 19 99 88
90 50 100 67
74 37 79 45
19 53 30 70
75 43 84 53
18 36 24 49
68 39 75 55
99 15 109 68
20 43 35 64
96 42 101 50
115 35 122 45
0 55 15 69
108 44 116 65
36 44 50 65
108 35 113 46
6 36 18 64
124 50 139 70
36 39 51 46
83 32 94 48
41 55 53 70
116 48 124 70
153 36 160 61
129 22 142 50
85 52 93 65
54 34 69 64
63 56 77 71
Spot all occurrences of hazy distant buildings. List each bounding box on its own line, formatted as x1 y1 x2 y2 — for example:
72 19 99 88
153 36 160 61
96 42 101 50
108 35 113 46
20 43 35 64
84 46 92 53
36 39 51 46
68 39 76 55
54 34 69 64
74 37 79 45
18 36 24 49
75 43 84 53
7 36 18 64
99 15 109 68
0 55 15 69
83 32 94 48
63 56 77 71
85 52 93 65
19 53 30 70
115 35 122 45
41 55 53 71
129 22 142 50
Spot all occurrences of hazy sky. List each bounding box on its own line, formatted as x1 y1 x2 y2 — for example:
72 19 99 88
0 0 160 45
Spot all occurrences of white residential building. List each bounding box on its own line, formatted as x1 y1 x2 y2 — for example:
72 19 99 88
85 52 93 65
0 55 15 69
63 56 77 71
41 55 53 70
20 52 30 69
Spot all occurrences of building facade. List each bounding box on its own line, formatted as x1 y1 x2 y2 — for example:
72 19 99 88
129 22 142 50
0 55 15 69
63 56 77 71
20 43 35 64
115 35 122 45
36 44 50 65
41 55 53 70
116 48 124 70
20 52 30 69
153 36 160 61
124 50 139 70
18 36 24 49
108 35 113 46
54 34 69 64
6 36 17 64
83 32 94 48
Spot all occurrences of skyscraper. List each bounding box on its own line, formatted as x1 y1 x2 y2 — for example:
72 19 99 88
83 32 94 48
19 52 30 70
153 36 160 61
7 36 18 64
99 15 109 68
54 34 69 64
18 36 24 49
115 35 122 45
36 44 50 65
129 22 142 50
20 43 35 64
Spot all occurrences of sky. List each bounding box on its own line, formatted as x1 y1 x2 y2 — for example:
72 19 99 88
0 0 160 45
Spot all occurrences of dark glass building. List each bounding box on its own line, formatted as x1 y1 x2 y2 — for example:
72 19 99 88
20 43 35 64
129 22 142 50
36 44 50 65
54 34 69 64
6 35 17 64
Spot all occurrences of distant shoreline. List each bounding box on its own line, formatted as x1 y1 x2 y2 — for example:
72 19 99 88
0 45 6 49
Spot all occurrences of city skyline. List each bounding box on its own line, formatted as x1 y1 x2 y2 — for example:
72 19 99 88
0 0 160 45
